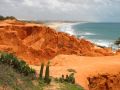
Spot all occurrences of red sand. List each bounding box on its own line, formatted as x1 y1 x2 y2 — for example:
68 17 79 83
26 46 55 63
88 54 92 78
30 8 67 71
0 20 113 65
36 54 120 90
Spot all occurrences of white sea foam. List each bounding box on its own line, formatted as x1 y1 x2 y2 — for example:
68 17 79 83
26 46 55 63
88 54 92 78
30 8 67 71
84 32 96 35
78 32 96 36
89 39 114 47
58 23 79 36
59 23 96 36
58 22 117 49
79 36 85 39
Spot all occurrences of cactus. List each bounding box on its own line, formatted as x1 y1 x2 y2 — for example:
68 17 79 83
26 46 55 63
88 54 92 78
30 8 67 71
39 63 44 80
44 61 51 84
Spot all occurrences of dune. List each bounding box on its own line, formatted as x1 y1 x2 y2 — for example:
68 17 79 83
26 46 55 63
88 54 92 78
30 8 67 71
31 54 120 90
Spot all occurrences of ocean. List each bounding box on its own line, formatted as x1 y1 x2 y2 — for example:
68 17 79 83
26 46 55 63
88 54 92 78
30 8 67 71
58 22 120 50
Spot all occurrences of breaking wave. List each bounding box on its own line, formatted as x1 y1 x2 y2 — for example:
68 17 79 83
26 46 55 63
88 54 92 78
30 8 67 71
58 22 117 49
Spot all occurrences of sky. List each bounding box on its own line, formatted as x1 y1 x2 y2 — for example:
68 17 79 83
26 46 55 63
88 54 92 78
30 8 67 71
0 0 120 22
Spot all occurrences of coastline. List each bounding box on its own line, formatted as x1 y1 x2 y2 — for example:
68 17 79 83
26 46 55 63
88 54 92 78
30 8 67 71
45 22 67 30
47 22 119 51
0 19 120 90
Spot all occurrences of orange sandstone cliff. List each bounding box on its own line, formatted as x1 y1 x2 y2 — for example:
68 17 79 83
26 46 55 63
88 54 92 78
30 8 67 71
0 20 113 65
88 73 120 90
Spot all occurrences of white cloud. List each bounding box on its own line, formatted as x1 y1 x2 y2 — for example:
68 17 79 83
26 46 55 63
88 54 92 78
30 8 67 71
0 0 120 22
23 0 33 6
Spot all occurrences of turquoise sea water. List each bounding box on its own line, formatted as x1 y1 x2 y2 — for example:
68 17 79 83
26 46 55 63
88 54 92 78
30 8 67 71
58 22 120 49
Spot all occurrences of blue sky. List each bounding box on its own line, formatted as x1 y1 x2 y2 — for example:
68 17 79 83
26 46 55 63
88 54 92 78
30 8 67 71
0 0 120 22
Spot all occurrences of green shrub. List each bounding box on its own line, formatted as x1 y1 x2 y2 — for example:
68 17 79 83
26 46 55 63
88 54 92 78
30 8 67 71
58 73 75 84
0 52 35 77
65 75 69 82
59 75 64 83
68 73 75 84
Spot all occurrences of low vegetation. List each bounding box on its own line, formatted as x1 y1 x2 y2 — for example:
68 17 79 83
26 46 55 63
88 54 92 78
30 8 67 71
0 61 42 90
0 51 84 90
0 52 35 77
54 69 84 90
60 82 84 90
55 73 75 84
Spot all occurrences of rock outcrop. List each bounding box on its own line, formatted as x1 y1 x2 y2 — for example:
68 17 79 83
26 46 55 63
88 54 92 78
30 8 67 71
88 73 120 90
0 20 113 65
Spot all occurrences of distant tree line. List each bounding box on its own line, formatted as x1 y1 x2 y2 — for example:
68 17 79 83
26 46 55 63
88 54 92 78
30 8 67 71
0 15 16 20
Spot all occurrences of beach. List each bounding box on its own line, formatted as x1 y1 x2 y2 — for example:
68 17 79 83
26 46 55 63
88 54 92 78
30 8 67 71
0 20 120 90
0 0 120 90
46 22 66 30
48 22 120 50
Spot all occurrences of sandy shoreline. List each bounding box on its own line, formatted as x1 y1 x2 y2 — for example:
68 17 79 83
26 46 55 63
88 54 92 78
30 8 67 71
45 22 63 30
45 22 71 30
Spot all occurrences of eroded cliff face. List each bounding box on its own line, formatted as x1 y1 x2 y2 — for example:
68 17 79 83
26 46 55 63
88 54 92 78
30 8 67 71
0 20 113 65
88 73 120 90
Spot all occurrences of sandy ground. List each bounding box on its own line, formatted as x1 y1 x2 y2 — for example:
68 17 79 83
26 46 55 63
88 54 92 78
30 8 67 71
46 22 66 30
31 54 120 90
